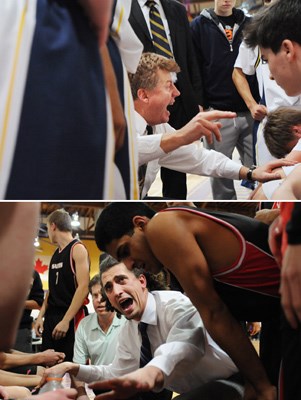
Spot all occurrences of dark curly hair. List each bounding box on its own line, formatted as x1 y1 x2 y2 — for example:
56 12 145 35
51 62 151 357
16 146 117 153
95 202 156 252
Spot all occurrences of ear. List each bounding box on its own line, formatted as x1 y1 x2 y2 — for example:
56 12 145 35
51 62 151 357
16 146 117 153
139 274 147 289
282 39 295 61
132 216 148 230
137 88 149 103
292 125 301 138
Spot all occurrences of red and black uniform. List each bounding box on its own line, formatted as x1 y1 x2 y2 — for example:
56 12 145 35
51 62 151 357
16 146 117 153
162 206 281 385
162 206 280 299
42 239 88 361
278 202 301 400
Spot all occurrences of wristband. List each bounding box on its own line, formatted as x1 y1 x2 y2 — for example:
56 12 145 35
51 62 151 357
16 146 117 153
246 165 257 182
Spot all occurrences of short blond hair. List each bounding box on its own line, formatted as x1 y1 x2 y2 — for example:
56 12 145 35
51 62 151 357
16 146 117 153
47 208 72 232
128 52 180 100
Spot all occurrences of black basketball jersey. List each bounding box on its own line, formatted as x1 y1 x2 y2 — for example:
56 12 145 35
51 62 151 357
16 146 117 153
48 239 81 309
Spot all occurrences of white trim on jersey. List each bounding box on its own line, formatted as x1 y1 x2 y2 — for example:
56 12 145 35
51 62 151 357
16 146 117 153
110 0 141 199
0 0 37 198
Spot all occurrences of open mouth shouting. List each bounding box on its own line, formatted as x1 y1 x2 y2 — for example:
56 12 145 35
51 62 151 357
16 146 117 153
119 297 134 315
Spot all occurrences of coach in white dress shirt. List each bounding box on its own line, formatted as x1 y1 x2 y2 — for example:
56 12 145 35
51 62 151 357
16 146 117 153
43 257 243 399
131 52 290 198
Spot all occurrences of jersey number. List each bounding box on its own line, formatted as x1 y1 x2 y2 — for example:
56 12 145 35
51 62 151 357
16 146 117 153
55 271 59 285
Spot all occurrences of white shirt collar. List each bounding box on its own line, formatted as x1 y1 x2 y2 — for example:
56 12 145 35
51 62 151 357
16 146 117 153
140 291 157 326
139 0 158 8
134 110 156 136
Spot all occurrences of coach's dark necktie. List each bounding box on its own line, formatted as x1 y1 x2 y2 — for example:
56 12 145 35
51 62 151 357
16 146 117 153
138 125 153 199
137 322 173 400
138 322 152 367
145 0 173 59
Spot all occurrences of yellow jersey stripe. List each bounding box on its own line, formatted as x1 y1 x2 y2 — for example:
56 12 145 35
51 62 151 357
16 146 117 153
127 83 139 199
115 4 124 36
254 48 261 69
0 2 28 169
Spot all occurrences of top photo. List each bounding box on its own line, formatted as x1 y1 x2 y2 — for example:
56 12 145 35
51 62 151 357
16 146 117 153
1 0 300 200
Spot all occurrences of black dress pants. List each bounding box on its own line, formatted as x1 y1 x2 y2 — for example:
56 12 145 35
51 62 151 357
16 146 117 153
161 167 187 199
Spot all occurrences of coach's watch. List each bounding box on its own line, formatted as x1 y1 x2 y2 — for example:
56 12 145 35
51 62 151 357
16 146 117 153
247 165 257 182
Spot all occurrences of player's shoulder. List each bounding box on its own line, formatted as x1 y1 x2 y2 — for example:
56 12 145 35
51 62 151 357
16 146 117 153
72 241 88 256
147 208 190 233
150 209 180 224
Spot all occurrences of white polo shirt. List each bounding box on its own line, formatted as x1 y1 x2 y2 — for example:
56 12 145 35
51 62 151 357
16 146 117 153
73 313 125 366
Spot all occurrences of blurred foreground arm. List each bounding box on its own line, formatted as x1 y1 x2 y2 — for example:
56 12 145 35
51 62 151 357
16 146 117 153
78 0 114 47
0 203 40 351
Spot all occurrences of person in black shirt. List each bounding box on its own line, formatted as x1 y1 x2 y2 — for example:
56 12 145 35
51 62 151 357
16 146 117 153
35 209 90 361
14 271 44 354
7 271 44 375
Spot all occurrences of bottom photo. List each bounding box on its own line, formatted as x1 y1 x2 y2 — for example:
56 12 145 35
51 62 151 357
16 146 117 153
0 201 299 400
